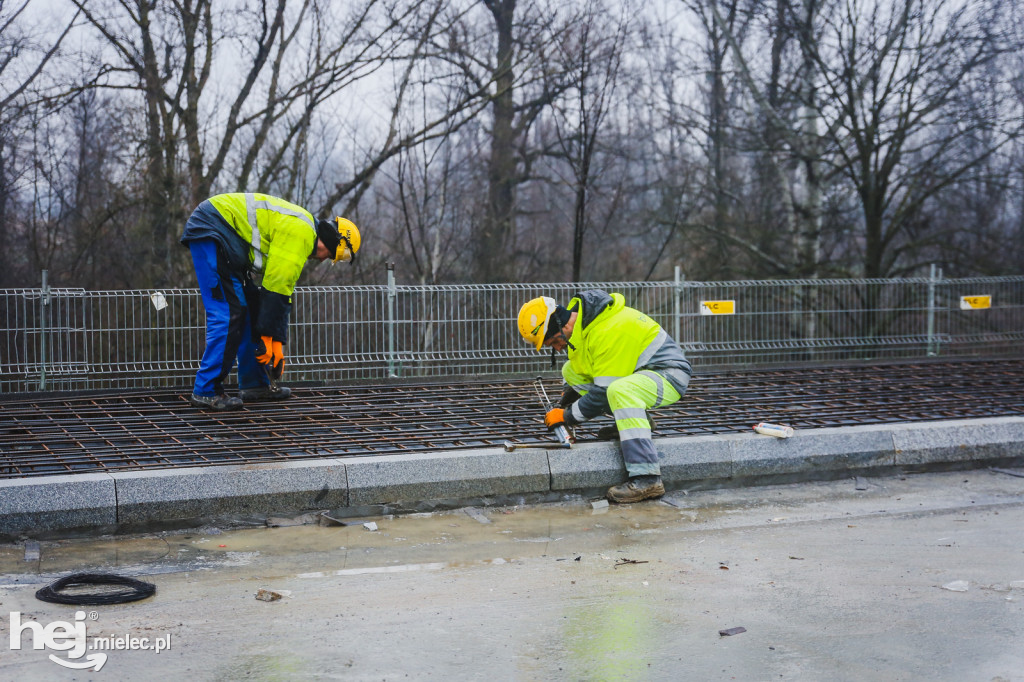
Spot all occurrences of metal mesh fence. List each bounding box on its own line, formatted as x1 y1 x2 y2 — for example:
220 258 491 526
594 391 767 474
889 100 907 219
2 272 1022 393
289 279 676 383
678 276 1024 365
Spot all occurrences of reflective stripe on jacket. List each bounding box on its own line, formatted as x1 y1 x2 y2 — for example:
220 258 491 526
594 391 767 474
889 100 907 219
207 193 316 297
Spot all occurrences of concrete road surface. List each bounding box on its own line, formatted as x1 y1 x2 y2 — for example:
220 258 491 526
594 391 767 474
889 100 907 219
1 469 1023 681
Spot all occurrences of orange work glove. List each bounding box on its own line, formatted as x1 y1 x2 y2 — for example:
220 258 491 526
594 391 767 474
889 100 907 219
269 344 285 380
544 407 566 430
255 335 284 369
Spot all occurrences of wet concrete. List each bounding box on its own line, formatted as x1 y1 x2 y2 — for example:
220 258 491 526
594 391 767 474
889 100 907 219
1 469 1023 681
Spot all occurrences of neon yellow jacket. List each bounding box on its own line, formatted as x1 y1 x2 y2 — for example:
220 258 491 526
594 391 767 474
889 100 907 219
567 291 664 385
207 193 316 297
563 290 691 423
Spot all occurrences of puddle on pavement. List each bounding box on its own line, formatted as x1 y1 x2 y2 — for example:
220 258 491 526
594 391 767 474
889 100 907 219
0 498 701 584
4 473 982 585
296 557 509 577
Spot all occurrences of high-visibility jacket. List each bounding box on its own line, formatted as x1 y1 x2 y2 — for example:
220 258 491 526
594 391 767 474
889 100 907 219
206 193 316 297
565 290 691 407
181 193 317 341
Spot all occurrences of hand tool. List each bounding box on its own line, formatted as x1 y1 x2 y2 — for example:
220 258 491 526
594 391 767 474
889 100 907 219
263 357 284 394
256 335 286 394
503 440 574 452
534 376 573 448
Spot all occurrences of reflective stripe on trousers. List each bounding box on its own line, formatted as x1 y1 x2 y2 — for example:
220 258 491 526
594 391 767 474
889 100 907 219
561 364 683 477
608 371 681 476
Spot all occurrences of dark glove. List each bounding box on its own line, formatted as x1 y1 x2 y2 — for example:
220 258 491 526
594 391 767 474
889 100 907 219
255 335 285 379
559 387 580 408
544 407 566 430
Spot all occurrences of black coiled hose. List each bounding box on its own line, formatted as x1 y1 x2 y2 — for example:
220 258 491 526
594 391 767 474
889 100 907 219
35 573 156 605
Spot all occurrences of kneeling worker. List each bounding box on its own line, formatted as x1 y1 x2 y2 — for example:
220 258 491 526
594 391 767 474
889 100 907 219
181 193 361 410
517 290 692 502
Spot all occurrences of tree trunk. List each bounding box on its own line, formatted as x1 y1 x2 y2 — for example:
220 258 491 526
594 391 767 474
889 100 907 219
480 0 517 283
0 141 8 287
139 0 174 288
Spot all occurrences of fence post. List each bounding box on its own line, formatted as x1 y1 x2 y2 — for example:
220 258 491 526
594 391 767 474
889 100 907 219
673 265 683 343
926 263 941 356
387 263 397 378
38 269 50 390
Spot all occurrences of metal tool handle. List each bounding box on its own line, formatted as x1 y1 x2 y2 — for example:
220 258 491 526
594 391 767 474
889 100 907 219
551 424 572 448
534 377 572 449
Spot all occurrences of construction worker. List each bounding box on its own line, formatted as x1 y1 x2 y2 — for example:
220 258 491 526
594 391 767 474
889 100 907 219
180 193 361 410
517 290 692 503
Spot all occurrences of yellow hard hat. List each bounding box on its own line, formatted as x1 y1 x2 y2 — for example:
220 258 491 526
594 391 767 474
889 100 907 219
333 217 361 263
517 296 558 351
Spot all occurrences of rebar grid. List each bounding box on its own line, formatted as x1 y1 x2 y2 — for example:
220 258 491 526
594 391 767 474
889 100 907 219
2 358 1023 480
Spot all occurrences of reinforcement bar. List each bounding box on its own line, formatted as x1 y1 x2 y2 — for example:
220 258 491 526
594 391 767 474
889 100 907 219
1 358 1023 480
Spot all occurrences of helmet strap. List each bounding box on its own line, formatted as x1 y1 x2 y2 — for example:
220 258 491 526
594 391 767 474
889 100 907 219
338 233 356 264
548 331 574 368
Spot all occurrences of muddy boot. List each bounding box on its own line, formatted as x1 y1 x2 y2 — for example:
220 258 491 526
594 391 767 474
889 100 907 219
606 475 665 503
239 385 292 402
187 393 243 411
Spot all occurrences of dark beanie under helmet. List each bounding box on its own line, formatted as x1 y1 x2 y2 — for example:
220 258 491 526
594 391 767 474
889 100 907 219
315 219 341 256
545 305 571 340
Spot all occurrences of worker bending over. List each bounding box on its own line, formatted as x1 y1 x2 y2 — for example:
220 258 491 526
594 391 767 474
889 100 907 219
518 290 692 502
180 193 361 410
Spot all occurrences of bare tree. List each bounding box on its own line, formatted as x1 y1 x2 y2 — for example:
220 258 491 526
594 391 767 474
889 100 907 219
807 0 1019 278
432 0 577 282
713 0 1021 279
546 0 630 282
71 0 491 286
0 1 80 286
382 129 471 285
693 0 829 279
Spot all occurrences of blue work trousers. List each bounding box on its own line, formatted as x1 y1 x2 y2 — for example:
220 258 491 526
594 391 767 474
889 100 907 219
189 239 268 397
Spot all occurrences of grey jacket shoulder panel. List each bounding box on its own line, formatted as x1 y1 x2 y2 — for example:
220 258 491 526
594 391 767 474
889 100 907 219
573 289 614 329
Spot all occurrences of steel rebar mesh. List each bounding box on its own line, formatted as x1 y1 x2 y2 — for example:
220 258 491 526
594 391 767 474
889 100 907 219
2 358 1023 479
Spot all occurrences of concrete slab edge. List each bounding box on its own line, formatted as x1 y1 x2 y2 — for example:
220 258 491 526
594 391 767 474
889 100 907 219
2 417 1022 538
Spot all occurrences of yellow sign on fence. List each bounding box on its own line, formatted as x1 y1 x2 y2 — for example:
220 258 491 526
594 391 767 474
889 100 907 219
700 300 736 315
959 295 991 310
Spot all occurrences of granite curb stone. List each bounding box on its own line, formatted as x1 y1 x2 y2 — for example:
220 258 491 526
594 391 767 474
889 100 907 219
729 426 897 478
345 448 550 506
0 473 116 536
891 417 1024 466
548 441 625 490
655 435 734 482
2 417 1023 538
112 460 349 525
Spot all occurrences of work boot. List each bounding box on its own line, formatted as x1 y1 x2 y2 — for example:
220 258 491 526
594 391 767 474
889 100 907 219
188 393 243 411
239 385 293 402
606 475 665 503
